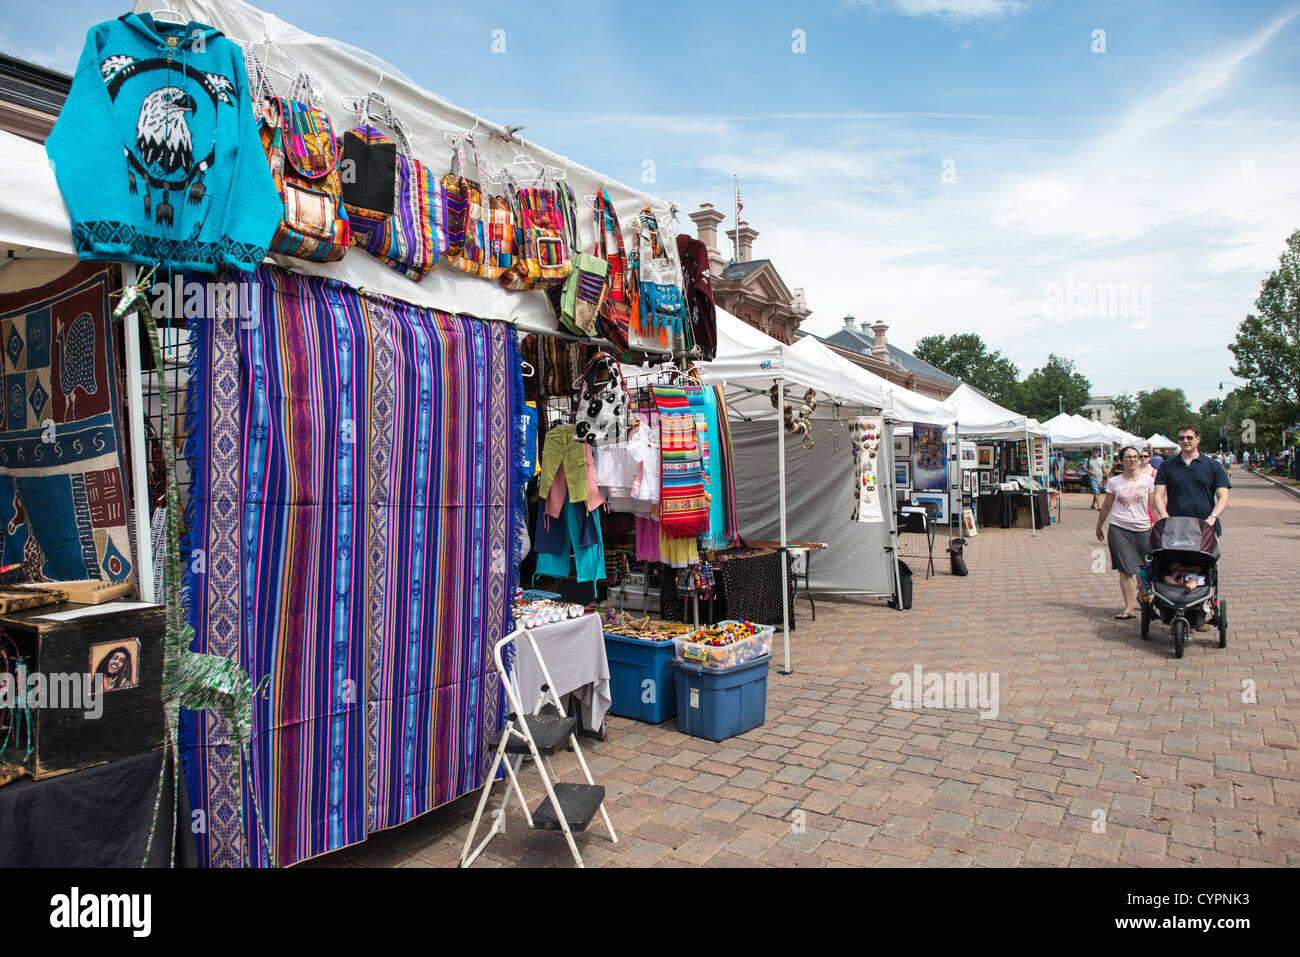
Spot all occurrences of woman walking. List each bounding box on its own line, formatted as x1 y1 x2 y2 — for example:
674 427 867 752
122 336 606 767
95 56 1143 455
1096 446 1154 620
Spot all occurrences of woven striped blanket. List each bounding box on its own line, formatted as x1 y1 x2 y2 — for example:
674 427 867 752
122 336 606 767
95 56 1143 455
182 266 517 867
652 384 709 538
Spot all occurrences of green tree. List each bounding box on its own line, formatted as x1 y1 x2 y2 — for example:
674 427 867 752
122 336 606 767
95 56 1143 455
1135 387 1194 440
913 333 1020 407
1112 393 1138 432
1013 353 1091 420
1229 228 1300 436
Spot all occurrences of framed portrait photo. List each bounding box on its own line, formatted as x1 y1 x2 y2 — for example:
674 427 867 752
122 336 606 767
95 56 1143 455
89 637 141 693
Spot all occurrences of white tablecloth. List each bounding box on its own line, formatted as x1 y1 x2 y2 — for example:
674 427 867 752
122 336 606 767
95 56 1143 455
511 614 611 731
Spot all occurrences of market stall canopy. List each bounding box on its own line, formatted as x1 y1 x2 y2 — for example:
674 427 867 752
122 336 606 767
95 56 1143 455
0 129 75 259
698 310 889 419
0 0 684 348
945 383 1047 439
1044 412 1109 446
788 336 956 424
1147 432 1178 450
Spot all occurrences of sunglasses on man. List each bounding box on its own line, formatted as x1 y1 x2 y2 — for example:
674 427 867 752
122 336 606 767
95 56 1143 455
1177 435 1196 441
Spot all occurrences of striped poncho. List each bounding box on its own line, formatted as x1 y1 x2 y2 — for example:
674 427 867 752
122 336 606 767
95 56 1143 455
652 384 710 538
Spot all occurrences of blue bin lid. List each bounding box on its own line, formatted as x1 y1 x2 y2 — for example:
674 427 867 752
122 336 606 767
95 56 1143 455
672 653 772 676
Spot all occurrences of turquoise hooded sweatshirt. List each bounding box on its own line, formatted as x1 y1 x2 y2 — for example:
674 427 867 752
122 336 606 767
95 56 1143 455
46 13 281 274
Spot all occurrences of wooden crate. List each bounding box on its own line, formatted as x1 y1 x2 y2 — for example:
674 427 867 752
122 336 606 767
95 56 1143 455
0 602 164 779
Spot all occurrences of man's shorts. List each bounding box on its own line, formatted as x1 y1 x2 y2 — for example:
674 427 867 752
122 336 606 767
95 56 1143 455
1088 477 1103 495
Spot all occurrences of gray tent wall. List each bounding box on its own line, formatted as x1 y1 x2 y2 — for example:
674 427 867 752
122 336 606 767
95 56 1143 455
729 420 897 597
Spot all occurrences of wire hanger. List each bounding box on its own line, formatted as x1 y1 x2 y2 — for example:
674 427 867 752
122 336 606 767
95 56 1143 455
584 178 612 210
151 5 185 25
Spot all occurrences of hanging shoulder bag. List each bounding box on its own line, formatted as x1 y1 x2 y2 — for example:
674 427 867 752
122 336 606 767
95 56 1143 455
630 207 686 348
573 353 630 446
257 76 351 262
442 134 516 280
545 180 609 336
592 189 632 351
500 165 572 290
340 97 442 281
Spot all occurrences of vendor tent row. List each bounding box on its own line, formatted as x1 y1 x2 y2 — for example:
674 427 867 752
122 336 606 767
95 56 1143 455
1043 412 1156 450
0 0 1059 868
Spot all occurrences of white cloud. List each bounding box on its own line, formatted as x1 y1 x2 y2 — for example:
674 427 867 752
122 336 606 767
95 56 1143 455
844 0 1033 21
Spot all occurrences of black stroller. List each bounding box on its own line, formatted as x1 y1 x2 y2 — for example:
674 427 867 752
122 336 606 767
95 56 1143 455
1139 516 1226 658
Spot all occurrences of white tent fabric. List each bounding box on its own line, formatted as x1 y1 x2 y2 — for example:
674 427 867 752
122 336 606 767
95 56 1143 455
788 335 956 424
945 383 1047 438
700 311 889 415
1148 432 1178 450
1044 412 1108 446
0 130 75 258
0 0 691 354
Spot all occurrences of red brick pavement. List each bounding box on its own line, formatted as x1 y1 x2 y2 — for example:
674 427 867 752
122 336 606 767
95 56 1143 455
305 470 1300 868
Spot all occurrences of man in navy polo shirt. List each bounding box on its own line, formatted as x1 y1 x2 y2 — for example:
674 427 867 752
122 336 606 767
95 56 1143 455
1153 423 1230 631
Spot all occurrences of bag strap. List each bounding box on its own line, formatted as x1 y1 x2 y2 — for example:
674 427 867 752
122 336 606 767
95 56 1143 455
594 189 626 263
558 179 580 254
581 352 627 397
240 43 277 124
449 132 486 190
355 91 413 163
287 70 321 109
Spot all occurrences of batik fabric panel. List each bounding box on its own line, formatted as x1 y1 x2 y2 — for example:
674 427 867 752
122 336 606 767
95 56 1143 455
0 263 133 584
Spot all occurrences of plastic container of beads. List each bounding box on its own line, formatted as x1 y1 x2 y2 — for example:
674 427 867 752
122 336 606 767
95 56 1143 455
672 620 774 669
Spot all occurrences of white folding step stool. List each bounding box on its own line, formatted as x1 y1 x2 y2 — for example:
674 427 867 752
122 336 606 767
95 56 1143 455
460 625 617 868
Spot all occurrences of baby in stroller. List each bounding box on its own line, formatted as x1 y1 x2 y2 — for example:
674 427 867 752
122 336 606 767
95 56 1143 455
1163 561 1207 590
1140 516 1226 657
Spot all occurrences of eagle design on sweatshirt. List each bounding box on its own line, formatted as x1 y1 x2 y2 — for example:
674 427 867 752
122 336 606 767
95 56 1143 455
136 86 197 175
98 54 236 221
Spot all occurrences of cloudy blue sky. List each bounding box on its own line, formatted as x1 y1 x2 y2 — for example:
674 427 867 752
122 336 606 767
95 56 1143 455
4 0 1298 406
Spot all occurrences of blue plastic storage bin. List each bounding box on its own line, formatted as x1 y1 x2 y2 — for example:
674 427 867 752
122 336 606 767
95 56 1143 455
672 654 770 742
604 633 678 723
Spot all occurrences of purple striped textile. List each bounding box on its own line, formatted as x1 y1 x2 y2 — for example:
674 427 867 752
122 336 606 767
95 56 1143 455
182 266 516 866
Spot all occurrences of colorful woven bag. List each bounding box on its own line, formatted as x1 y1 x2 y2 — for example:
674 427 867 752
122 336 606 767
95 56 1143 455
592 189 632 351
546 180 608 335
500 168 572 290
630 207 686 347
442 134 516 280
341 101 443 281
258 94 351 262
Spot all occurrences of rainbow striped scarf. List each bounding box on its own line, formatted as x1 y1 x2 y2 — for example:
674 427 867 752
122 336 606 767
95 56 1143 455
652 384 710 538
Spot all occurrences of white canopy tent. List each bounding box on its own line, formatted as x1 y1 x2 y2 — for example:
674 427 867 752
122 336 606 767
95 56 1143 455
695 311 903 671
1148 433 1178 451
1044 412 1109 447
943 384 1048 534
789 335 957 425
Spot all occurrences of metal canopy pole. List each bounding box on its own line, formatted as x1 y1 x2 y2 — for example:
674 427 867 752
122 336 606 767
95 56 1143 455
777 377 791 675
883 416 903 609
121 263 156 603
1027 425 1037 537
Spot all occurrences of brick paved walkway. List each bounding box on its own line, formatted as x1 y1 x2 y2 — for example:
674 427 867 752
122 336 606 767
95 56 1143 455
306 469 1300 868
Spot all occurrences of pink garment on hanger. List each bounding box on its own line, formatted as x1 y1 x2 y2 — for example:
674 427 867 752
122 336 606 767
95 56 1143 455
584 444 606 510
546 448 606 520
635 516 661 562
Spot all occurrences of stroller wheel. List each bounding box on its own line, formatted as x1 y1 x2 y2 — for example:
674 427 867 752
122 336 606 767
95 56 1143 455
1140 602 1151 640
1217 598 1227 648
1172 617 1187 659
